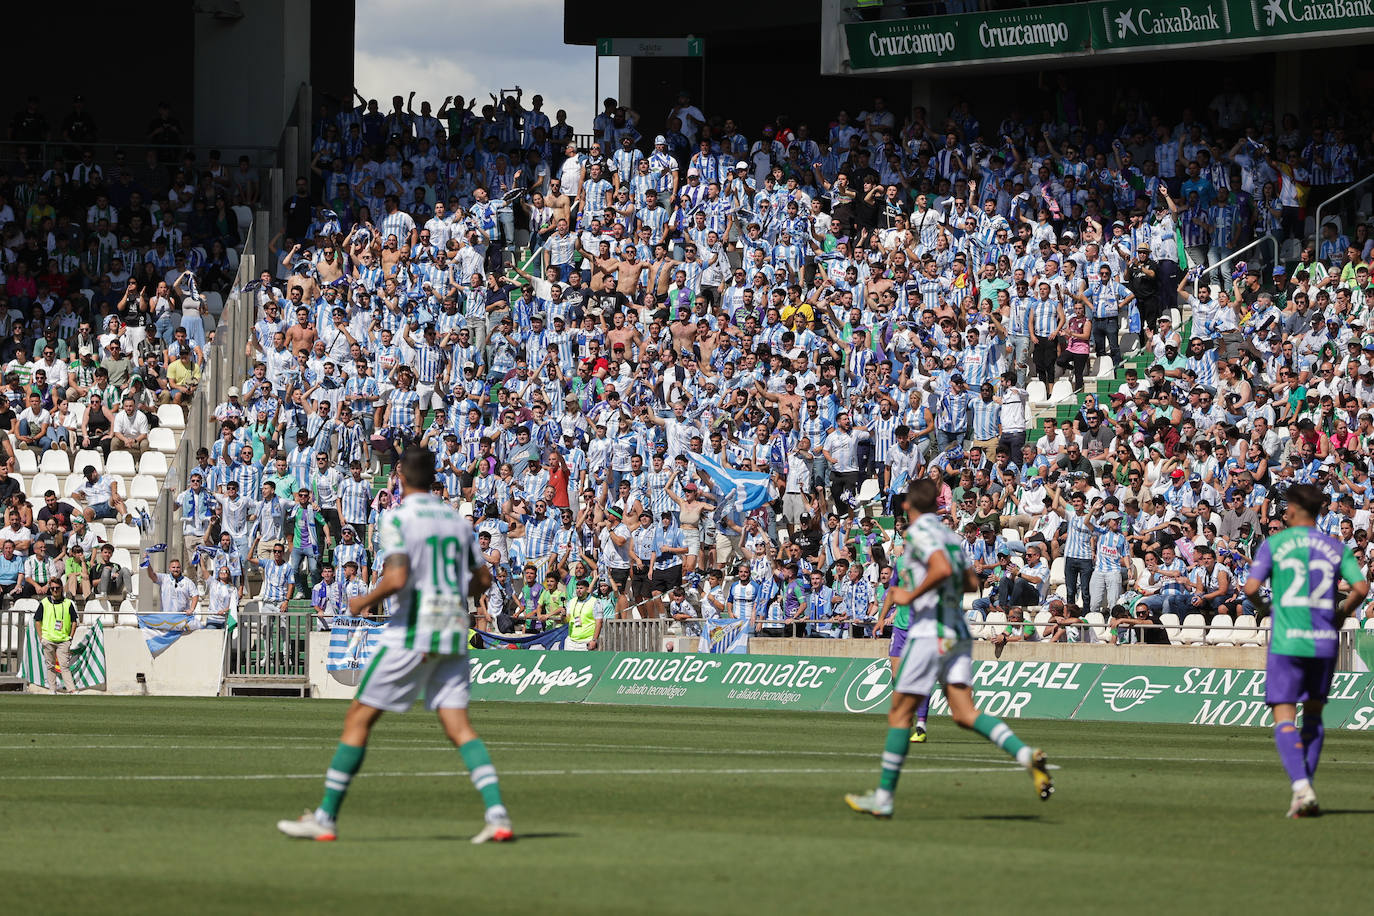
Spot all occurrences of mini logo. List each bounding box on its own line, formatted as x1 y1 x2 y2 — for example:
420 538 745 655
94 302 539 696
1101 675 1170 712
843 659 892 712
1263 0 1287 24
1115 8 1139 36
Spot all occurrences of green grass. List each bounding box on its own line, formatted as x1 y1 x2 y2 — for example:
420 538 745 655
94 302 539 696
1 697 1371 914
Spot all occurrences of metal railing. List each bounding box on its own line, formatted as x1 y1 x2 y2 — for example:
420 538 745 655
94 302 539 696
225 611 312 679
0 606 26 678
0 139 276 173
1313 171 1374 249
599 618 672 652
1192 232 1280 299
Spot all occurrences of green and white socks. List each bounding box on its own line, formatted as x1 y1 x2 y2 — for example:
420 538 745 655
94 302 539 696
972 713 1034 767
317 741 366 825
874 726 910 806
459 738 508 823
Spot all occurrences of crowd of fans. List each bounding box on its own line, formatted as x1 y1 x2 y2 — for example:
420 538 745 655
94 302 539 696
180 82 1374 646
0 95 238 624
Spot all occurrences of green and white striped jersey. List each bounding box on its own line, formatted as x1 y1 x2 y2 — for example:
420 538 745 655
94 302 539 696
377 493 481 655
899 513 972 641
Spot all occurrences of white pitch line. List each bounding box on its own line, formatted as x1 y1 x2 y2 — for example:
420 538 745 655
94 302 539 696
0 765 1033 782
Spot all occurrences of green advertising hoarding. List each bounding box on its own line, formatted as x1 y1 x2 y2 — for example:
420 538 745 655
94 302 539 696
844 5 1092 71
1074 664 1374 727
845 0 1374 71
468 650 612 703
822 657 1104 718
583 652 851 711
1091 0 1240 50
467 647 1374 732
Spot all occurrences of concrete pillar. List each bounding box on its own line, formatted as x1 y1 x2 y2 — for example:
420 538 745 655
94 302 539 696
1273 52 1301 125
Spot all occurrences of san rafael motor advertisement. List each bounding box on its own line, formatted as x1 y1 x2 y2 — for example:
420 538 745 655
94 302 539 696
466 650 1374 730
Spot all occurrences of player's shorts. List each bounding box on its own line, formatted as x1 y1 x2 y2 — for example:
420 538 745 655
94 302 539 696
1264 652 1336 706
650 565 683 594
355 646 471 713
888 625 907 659
894 636 973 698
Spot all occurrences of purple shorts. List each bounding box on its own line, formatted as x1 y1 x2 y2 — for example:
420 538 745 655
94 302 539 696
889 626 907 659
1265 653 1336 706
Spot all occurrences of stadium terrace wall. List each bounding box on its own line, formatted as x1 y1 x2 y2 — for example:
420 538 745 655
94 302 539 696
457 651 1374 730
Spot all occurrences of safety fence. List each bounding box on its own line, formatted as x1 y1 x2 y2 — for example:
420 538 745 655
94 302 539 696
224 611 312 680
0 607 25 681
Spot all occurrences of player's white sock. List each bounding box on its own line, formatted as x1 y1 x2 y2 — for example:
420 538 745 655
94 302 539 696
1015 747 1034 768
1291 777 1313 794
313 807 337 827
485 804 509 824
873 788 893 806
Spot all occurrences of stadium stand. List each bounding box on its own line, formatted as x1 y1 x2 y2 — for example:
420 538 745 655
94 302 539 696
10 78 1374 654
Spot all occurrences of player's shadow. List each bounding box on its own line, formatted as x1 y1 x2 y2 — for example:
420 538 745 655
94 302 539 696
358 831 579 842
1315 809 1374 816
958 814 1043 821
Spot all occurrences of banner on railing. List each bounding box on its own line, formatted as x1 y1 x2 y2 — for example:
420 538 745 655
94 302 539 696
698 618 749 654
326 617 384 672
469 650 612 702
819 658 1104 717
582 652 851 711
472 626 569 650
137 612 199 658
20 620 106 690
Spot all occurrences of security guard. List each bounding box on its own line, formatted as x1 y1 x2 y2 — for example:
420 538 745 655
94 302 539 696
35 579 80 694
564 577 600 651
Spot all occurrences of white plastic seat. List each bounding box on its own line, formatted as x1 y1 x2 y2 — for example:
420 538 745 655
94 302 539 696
38 450 70 475
1026 380 1048 406
72 449 104 475
1342 616 1362 631
1084 610 1109 643
856 478 879 505
63 473 86 499
1001 528 1019 544
1178 613 1208 645
982 610 1007 641
1259 616 1272 645
205 291 224 317
1049 379 1074 404
130 474 159 501
1033 609 1053 639
117 600 138 626
1364 618 1374 633
12 598 39 615
30 472 60 498
1095 356 1115 379
149 427 178 455
1206 613 1235 646
964 608 984 637
86 599 114 627
15 449 37 475
88 522 109 542
112 548 134 571
111 524 141 549
232 205 253 232
157 405 186 431
1049 556 1066 589
138 451 169 477
1159 612 1181 644
1131 557 1146 583
105 451 136 477
1234 615 1262 646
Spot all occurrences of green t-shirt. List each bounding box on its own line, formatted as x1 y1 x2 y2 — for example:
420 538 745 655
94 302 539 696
1250 526 1364 657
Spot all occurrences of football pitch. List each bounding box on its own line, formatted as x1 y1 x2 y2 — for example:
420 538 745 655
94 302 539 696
1 697 1370 915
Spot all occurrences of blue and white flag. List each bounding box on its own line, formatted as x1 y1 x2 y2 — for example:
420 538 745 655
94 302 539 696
698 618 749 654
689 451 773 513
137 613 197 657
472 625 569 650
326 617 385 671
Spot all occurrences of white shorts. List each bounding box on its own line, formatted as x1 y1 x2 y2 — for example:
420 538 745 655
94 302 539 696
564 636 591 652
355 646 471 713
782 494 807 525
683 527 701 557
894 637 973 698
